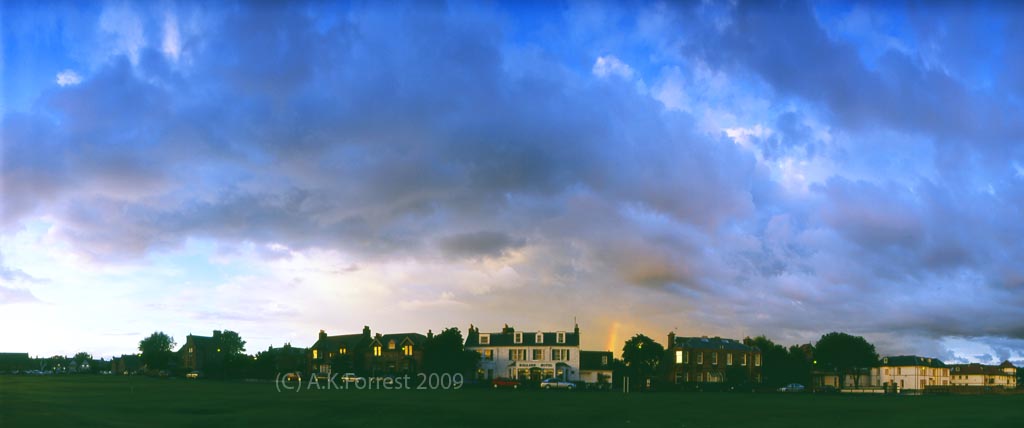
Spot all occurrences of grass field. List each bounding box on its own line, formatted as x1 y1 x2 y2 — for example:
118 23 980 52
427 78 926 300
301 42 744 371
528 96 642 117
1 376 1021 427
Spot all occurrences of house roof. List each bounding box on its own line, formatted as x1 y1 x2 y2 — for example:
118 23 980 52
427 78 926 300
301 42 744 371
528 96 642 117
466 329 580 347
951 363 1014 375
671 336 759 353
373 333 428 347
580 351 613 371
880 355 947 368
313 333 369 351
999 360 1016 369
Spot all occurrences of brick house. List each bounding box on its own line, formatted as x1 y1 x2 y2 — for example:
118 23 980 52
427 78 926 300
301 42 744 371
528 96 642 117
177 331 226 373
665 333 762 386
308 326 427 376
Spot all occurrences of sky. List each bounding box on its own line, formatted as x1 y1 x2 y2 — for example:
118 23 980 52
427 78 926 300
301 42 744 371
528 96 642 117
1 0 1023 365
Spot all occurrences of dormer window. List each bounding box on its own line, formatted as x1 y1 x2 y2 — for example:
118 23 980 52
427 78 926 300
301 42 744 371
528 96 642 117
514 332 522 344
388 340 396 350
339 347 347 355
556 332 565 343
403 345 413 356
313 350 319 359
373 345 382 357
536 333 543 344
479 334 490 345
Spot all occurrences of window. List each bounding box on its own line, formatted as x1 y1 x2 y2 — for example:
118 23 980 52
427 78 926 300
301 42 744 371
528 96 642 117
189 347 194 354
536 333 544 344
483 349 494 360
755 354 761 367
727 353 733 366
533 349 544 360
684 351 689 364
697 352 704 364
712 352 718 365
373 345 382 357
552 349 569 361
403 345 413 356
514 332 522 344
557 332 565 343
339 347 347 355
602 356 609 365
884 368 889 375
313 350 318 359
509 349 526 361
675 350 683 364
742 354 747 366
388 340 396 350
479 334 490 345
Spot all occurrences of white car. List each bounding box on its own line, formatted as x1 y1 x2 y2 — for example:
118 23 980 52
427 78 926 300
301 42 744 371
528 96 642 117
540 378 576 390
186 371 201 379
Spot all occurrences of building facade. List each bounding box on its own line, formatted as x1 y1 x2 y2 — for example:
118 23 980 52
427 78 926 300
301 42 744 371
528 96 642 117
465 324 581 381
665 334 762 386
949 361 1017 388
308 326 427 376
579 351 613 385
876 356 950 392
177 331 226 372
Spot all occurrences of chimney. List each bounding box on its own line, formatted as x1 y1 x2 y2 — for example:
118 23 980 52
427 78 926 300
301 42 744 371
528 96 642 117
427 329 433 340
574 322 579 335
502 324 514 334
668 332 676 348
319 330 327 341
213 330 222 338
362 326 371 337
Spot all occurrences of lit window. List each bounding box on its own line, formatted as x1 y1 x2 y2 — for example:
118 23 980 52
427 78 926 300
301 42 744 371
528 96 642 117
509 349 526 361
189 347 194 354
755 354 761 367
697 352 704 364
514 332 522 344
684 351 689 364
557 332 565 343
742 354 747 366
388 340 396 350
479 334 490 345
602 356 609 365
403 345 413 356
712 353 718 365
373 346 382 357
313 350 319 359
483 349 494 360
727 353 733 366
339 347 347 355
675 350 683 364
536 333 543 343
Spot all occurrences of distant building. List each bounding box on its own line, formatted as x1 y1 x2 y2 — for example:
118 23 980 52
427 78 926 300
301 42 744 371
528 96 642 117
579 351 613 386
0 353 32 372
465 324 581 381
665 333 762 386
177 330 228 373
308 326 427 376
876 355 950 392
949 361 1017 388
111 354 142 375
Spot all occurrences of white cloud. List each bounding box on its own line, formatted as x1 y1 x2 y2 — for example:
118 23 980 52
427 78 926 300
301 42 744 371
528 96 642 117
592 55 634 79
99 4 145 65
652 66 689 111
55 70 82 87
162 13 181 62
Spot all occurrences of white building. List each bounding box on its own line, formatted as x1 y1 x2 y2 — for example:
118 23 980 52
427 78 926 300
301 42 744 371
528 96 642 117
950 361 1017 388
465 324 581 382
876 355 950 392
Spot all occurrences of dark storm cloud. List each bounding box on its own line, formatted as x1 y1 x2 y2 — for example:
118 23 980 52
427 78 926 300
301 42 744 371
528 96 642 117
439 231 526 260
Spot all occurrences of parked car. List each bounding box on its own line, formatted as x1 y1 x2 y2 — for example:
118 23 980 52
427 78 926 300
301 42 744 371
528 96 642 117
185 371 202 379
492 377 520 389
777 383 805 392
339 373 363 383
311 372 332 382
283 372 302 382
540 378 576 390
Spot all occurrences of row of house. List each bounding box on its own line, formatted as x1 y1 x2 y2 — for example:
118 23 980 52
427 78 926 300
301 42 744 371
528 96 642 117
812 356 1018 393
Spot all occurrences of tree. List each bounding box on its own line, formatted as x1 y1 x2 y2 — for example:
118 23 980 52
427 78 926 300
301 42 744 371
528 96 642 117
814 332 878 388
422 328 479 375
621 334 664 390
217 330 246 356
744 335 788 387
139 332 176 371
213 330 247 379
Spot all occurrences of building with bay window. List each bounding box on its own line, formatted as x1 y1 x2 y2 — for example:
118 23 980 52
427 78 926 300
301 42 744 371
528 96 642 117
665 333 762 386
465 324 581 382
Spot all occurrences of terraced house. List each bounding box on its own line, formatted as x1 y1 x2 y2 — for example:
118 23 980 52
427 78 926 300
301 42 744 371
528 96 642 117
949 361 1017 388
665 333 762 386
465 324 581 381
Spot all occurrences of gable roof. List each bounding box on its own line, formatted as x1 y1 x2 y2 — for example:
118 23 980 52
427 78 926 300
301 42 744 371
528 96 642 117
880 355 947 368
466 329 580 347
373 333 428 347
580 351 613 371
313 333 369 351
671 336 758 352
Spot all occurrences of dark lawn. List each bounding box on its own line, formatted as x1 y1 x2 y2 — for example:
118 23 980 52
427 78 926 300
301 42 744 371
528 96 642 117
1 376 1021 427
